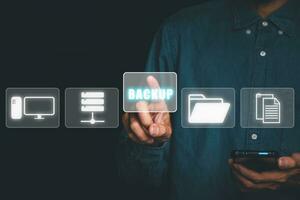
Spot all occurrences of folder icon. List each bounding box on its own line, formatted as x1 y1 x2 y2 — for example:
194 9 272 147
188 94 230 124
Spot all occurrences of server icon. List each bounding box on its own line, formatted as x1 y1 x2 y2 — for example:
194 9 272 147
80 91 105 125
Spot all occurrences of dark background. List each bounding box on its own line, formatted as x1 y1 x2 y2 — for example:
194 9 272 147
1 0 205 199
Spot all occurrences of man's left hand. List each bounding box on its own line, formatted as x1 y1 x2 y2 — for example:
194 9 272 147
229 153 300 191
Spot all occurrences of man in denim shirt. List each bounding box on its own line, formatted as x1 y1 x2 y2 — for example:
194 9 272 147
118 0 300 199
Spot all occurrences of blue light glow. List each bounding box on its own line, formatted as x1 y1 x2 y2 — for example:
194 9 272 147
258 152 269 156
127 88 174 101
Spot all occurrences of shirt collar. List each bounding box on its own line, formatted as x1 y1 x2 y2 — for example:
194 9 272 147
232 0 298 37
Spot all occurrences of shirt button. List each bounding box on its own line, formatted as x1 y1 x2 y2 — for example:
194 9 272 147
251 133 258 140
260 50 267 57
262 21 269 27
246 29 252 35
278 30 284 35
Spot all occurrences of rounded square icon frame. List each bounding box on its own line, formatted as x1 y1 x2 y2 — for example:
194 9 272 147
240 87 295 129
65 87 119 129
122 72 178 113
181 87 236 129
5 87 60 129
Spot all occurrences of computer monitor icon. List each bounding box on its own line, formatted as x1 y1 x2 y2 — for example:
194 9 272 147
23 96 55 120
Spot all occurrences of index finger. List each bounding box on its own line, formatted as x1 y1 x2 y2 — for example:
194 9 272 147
147 75 170 112
136 101 153 128
147 75 160 89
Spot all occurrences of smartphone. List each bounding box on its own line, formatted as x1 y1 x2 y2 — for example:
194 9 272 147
231 150 280 172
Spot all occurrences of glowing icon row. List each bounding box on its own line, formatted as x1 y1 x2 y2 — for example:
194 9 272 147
4 74 295 129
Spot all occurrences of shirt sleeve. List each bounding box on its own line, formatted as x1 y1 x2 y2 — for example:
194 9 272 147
116 19 177 188
116 130 170 187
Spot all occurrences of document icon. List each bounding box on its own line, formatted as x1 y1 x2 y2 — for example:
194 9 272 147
188 94 230 124
256 93 281 124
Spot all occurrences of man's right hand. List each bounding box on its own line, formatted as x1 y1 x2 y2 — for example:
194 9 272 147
122 76 172 145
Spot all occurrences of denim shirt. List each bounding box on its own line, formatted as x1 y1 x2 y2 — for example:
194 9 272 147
117 0 300 199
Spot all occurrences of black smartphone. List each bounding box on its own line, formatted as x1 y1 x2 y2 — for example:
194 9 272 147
231 150 280 172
